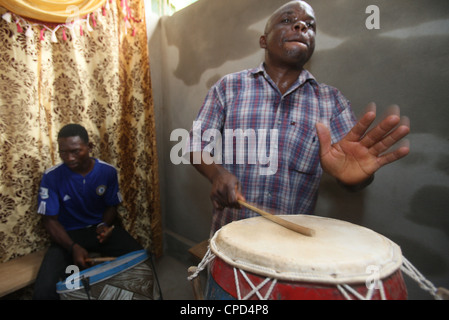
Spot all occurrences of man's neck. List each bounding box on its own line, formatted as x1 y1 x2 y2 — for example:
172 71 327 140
73 158 95 177
264 62 303 95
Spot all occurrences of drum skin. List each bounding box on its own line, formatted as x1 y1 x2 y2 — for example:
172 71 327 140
208 256 408 300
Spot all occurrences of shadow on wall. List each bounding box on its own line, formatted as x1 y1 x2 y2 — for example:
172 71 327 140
309 34 449 137
163 0 286 86
307 0 449 138
408 185 449 238
392 185 449 276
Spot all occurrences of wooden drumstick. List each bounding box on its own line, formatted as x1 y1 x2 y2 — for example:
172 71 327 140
85 257 116 263
238 200 315 237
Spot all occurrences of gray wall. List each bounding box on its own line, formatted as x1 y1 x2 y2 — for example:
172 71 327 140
147 0 449 299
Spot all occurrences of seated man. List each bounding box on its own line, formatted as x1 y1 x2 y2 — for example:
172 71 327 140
33 124 144 300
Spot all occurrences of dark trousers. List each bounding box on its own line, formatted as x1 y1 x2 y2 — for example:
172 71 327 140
33 226 143 300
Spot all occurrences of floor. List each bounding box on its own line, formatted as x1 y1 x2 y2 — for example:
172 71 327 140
153 254 206 300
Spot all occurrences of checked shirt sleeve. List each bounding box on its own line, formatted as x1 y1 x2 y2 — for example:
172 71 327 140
189 83 226 154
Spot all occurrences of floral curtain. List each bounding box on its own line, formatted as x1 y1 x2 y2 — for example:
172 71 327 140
0 0 162 263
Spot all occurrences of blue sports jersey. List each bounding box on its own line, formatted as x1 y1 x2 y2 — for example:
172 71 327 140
37 158 123 231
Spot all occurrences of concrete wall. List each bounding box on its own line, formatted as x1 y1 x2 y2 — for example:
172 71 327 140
147 0 449 299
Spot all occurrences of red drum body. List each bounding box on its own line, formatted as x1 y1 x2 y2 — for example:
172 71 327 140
208 256 407 300
206 215 408 300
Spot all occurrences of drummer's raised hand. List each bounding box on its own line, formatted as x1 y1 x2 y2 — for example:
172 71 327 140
315 103 410 188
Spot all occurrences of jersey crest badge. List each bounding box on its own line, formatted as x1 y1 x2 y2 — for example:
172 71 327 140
96 185 107 196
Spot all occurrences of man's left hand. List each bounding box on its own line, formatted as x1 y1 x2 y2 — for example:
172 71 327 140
315 102 410 186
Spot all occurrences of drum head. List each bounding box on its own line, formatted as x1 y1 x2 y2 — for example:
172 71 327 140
210 215 402 284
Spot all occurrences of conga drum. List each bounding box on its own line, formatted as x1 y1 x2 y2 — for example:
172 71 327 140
203 215 408 300
56 249 154 300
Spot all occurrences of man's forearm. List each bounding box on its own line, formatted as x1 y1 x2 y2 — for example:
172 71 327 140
102 206 118 227
43 216 75 251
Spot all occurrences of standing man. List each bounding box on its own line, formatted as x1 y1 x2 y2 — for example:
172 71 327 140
33 124 144 299
189 1 410 234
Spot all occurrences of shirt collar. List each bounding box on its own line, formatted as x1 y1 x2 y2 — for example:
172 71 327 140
249 62 317 88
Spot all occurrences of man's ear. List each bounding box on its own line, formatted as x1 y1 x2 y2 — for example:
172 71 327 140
259 35 267 49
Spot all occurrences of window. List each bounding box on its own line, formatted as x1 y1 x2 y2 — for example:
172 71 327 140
149 0 199 16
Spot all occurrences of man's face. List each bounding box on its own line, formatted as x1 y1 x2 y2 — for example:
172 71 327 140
58 136 91 173
260 1 316 69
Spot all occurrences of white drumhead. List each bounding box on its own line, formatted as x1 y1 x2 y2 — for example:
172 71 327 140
210 215 402 284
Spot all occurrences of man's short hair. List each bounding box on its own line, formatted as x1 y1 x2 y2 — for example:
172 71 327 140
58 124 89 144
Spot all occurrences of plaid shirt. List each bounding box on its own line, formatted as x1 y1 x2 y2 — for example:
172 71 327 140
190 63 357 233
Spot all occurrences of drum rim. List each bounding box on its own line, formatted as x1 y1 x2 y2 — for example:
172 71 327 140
56 249 148 293
209 215 403 284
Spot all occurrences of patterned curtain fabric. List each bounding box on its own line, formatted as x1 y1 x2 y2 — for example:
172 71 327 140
0 0 162 263
0 0 107 23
